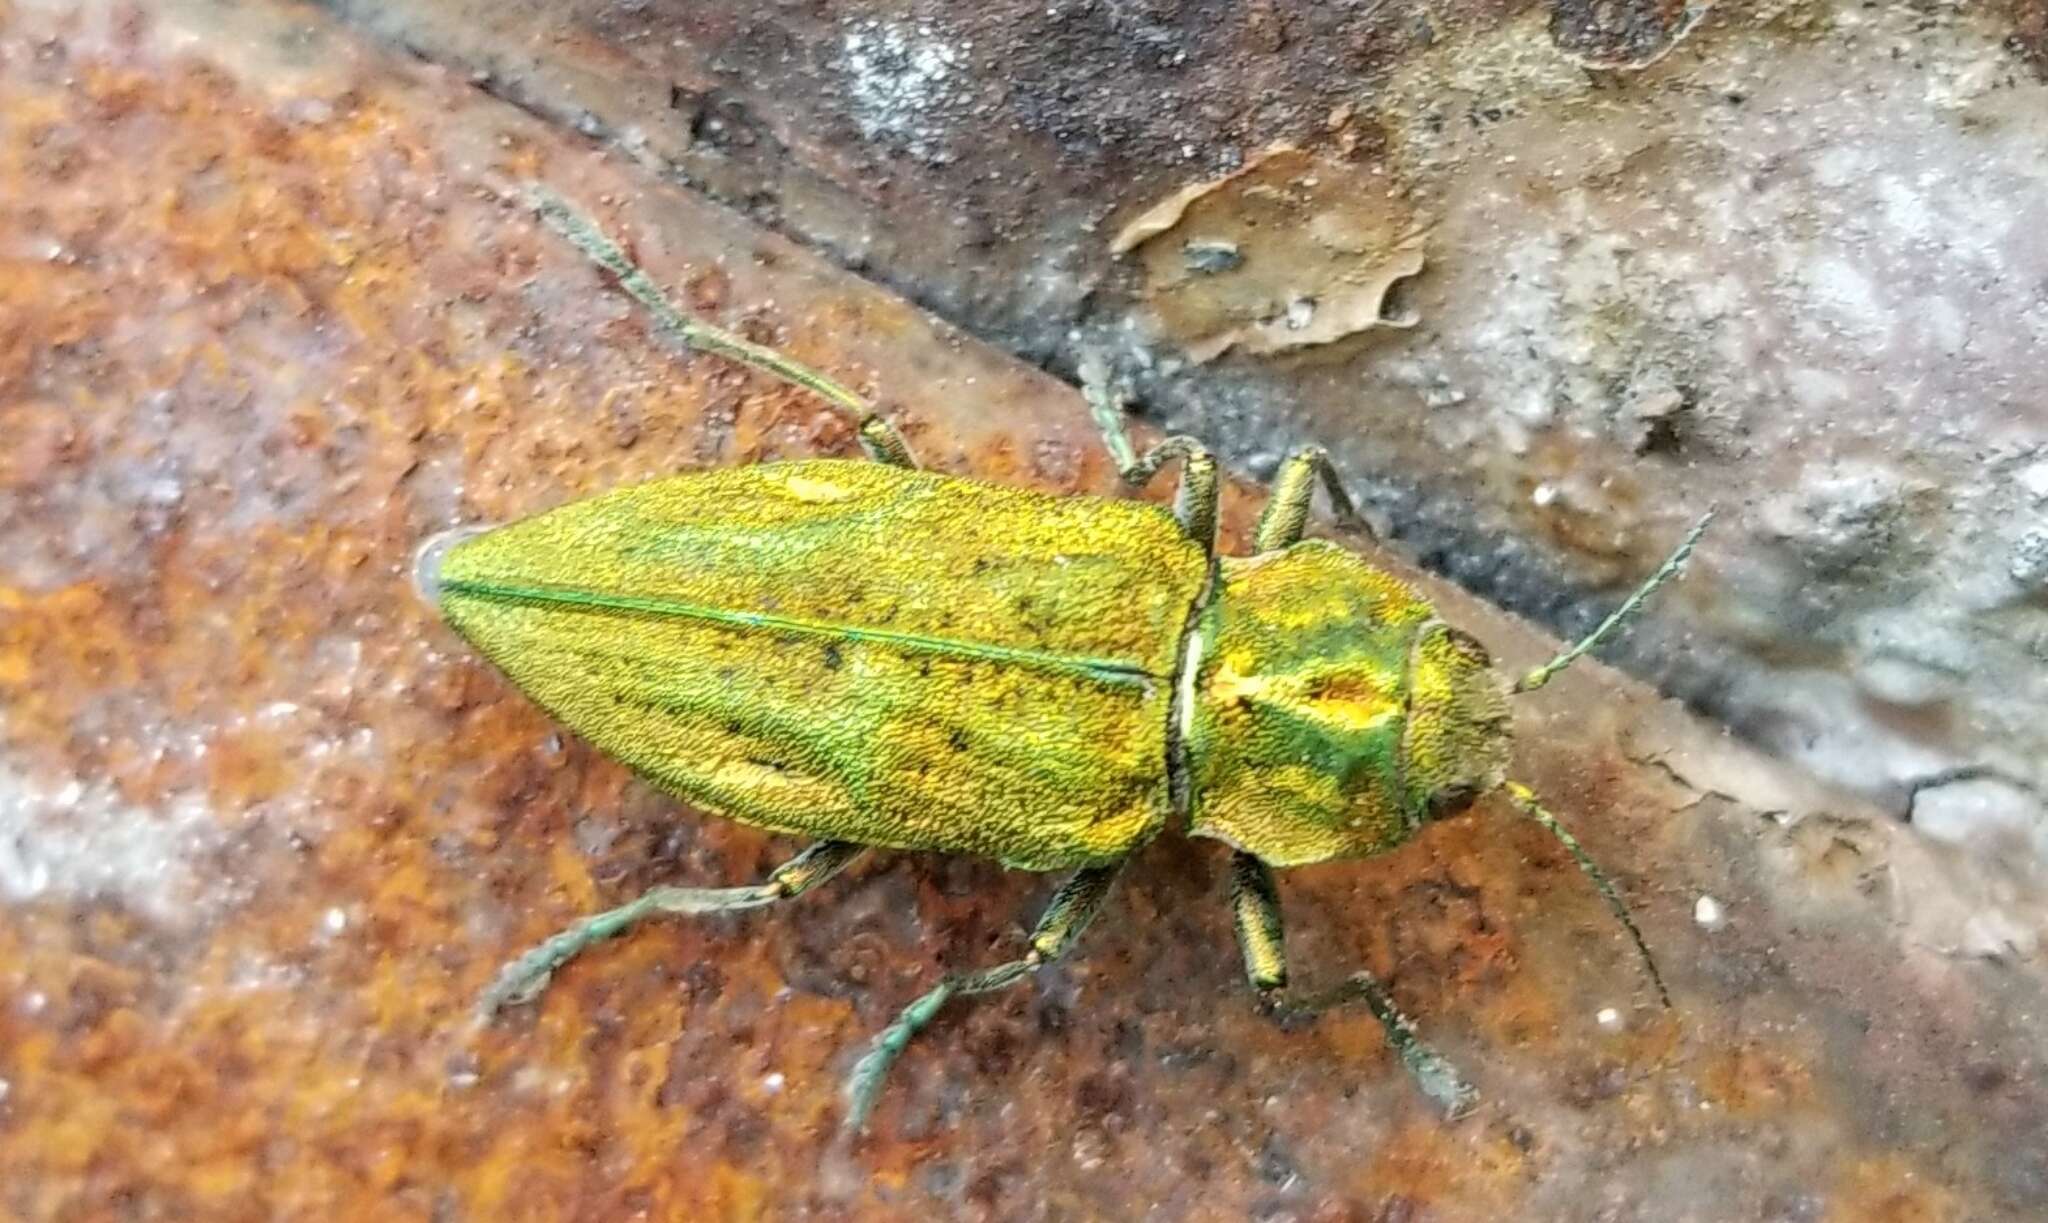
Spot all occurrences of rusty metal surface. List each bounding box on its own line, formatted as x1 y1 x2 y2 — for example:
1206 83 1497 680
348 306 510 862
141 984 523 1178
4 1 2047 1218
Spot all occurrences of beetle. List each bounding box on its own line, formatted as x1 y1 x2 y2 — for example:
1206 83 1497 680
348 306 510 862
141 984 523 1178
427 189 1708 1131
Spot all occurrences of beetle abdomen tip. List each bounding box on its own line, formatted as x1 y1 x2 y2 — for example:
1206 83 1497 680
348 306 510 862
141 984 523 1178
411 525 493 610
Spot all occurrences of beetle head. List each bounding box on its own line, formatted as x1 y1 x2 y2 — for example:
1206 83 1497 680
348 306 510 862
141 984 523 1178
1184 541 1511 867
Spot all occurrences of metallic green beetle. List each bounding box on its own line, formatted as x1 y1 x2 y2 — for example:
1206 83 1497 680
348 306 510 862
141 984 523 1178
429 190 1706 1131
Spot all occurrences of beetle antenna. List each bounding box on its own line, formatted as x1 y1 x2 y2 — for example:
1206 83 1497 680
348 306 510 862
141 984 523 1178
522 185 882 423
1503 782 1671 1008
1513 509 1714 694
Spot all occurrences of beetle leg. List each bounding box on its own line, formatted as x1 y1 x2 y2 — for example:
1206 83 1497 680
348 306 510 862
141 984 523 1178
1130 437 1219 553
1229 852 1478 1119
1228 852 1290 991
842 860 1123 1132
476 839 864 1020
525 185 918 469
1253 446 1370 552
1077 355 1220 554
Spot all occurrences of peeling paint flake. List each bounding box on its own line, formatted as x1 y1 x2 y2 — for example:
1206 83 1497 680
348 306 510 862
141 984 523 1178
1112 145 1426 363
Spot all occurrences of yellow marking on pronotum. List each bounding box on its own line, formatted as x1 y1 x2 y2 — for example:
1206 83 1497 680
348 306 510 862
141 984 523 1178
1206 657 1274 705
1302 686 1402 733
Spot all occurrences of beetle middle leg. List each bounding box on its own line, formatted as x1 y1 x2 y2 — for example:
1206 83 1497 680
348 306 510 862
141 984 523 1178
1078 354 1219 551
1228 852 1479 1119
843 860 1123 1132
477 839 865 1020
525 185 917 469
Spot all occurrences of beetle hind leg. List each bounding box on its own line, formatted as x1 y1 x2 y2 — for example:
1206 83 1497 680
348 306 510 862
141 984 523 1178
476 839 864 1020
1228 852 1479 1119
526 185 917 469
843 860 1123 1133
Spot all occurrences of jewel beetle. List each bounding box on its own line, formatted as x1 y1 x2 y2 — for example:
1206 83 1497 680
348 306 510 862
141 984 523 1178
426 188 1708 1131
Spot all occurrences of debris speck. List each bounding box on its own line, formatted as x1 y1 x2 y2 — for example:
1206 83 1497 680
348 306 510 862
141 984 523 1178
1182 240 1243 275
1695 895 1725 929
2008 527 2048 590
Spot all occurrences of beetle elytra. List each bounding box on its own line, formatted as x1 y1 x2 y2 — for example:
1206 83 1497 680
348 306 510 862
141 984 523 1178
429 188 1709 1132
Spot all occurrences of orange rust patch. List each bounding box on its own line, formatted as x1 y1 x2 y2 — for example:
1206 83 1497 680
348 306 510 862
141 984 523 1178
1697 1042 1816 1118
1829 1155 1961 1223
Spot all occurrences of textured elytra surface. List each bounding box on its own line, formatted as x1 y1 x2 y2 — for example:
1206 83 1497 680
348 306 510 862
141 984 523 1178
3 1 2047 1219
440 460 1204 869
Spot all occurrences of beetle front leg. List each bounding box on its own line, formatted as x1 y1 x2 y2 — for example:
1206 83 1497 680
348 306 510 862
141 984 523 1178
477 839 865 1020
842 860 1124 1132
1228 852 1478 1119
1253 446 1368 552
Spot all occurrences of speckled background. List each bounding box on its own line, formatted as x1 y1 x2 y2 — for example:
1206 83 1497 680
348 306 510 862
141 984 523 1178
3 1 2045 1218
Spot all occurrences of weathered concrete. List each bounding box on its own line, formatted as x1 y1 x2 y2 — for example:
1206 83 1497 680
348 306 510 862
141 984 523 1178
3 0 2045 1217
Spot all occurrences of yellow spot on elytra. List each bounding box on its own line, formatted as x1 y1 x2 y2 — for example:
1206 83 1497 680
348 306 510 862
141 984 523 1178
715 758 812 788
776 474 860 503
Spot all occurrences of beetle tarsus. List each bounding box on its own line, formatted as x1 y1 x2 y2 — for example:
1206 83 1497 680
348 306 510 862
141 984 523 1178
1290 970 1480 1121
525 184 919 470
1231 849 1476 1117
1076 352 1221 553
